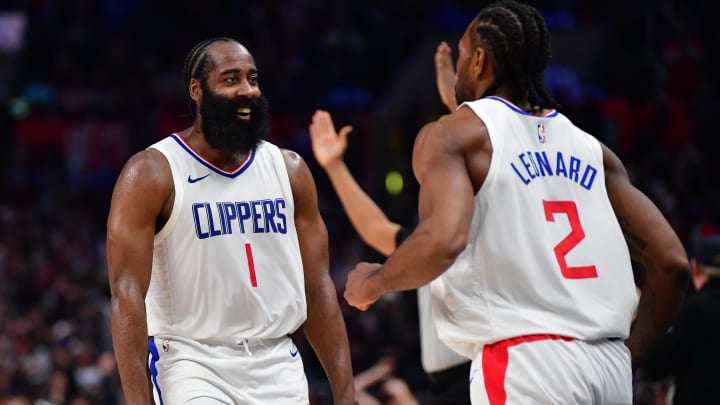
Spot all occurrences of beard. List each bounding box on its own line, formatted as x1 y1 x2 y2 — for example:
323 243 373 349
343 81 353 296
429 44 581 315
199 82 270 156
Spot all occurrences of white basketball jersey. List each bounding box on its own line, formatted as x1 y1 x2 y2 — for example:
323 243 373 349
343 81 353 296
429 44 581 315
417 285 469 373
431 97 638 359
146 134 307 340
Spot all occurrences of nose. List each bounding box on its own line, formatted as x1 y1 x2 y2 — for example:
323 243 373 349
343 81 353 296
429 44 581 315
236 79 260 98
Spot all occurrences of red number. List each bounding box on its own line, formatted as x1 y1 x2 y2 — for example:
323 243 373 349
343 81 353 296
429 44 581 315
245 243 258 287
542 200 598 279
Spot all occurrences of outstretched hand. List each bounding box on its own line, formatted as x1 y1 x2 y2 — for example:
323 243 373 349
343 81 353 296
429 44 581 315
309 110 353 170
434 41 457 112
344 262 383 311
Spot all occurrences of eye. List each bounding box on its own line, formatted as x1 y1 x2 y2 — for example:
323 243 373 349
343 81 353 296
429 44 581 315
224 76 238 84
248 75 259 85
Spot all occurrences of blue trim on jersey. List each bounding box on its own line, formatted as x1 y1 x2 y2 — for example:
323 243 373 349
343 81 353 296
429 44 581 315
148 337 165 405
486 96 559 118
169 134 256 178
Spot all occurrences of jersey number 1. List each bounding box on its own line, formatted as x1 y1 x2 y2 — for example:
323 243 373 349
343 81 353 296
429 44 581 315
245 243 258 287
543 200 598 279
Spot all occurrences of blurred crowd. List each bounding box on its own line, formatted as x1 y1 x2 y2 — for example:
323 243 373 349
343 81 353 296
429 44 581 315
0 0 718 404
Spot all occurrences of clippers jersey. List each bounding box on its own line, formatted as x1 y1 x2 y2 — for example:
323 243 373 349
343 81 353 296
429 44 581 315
431 97 638 359
146 134 307 340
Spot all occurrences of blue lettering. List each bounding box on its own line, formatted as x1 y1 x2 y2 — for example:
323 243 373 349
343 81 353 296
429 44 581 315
205 202 222 237
223 202 238 234
192 203 209 239
216 202 227 234
511 162 531 185
580 165 598 190
535 151 553 177
508 150 596 191
236 202 251 233
526 152 540 177
251 201 264 233
519 154 536 179
193 198 291 239
569 157 581 183
555 152 568 178
275 199 287 234
262 200 278 233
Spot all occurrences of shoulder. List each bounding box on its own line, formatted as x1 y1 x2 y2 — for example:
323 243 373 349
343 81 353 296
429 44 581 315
280 148 309 177
108 148 174 225
414 107 489 154
279 148 316 195
123 148 170 177
598 141 629 179
115 148 173 192
278 148 319 215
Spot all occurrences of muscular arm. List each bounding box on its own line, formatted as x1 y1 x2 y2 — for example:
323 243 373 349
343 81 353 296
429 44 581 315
106 150 172 404
309 110 401 256
602 144 690 369
283 150 356 404
359 121 475 301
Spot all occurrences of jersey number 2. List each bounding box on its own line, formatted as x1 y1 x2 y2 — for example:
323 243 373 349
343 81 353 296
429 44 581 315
245 243 258 287
543 200 598 279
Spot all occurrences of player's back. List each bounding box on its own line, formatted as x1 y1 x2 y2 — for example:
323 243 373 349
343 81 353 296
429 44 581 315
431 96 638 359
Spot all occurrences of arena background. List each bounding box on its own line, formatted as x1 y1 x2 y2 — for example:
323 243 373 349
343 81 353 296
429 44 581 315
0 0 718 404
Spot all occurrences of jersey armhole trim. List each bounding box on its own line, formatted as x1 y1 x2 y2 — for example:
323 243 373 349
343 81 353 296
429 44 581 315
150 146 182 243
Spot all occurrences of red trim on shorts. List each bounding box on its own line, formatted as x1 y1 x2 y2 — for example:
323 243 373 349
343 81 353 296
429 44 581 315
481 334 575 405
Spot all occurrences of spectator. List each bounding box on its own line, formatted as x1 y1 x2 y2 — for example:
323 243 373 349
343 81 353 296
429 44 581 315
642 235 720 405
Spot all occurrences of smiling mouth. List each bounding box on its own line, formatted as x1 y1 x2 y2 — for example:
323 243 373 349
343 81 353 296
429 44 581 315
237 107 251 120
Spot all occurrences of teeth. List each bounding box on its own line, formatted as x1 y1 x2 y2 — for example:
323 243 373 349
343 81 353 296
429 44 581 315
238 108 251 114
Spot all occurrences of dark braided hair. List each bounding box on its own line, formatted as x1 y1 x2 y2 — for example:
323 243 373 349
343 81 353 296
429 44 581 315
471 1 559 109
182 37 238 119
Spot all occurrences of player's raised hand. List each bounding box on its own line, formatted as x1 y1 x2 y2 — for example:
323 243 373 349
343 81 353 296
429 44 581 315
344 262 382 311
434 41 457 112
309 110 353 170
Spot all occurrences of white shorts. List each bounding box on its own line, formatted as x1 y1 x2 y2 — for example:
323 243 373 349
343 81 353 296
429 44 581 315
148 335 309 404
469 335 632 405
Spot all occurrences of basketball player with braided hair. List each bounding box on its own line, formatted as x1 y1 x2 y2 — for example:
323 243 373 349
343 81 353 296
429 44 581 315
107 37 356 404
345 1 689 403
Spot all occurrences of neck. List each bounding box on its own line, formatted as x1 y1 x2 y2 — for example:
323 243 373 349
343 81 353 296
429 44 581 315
486 84 531 110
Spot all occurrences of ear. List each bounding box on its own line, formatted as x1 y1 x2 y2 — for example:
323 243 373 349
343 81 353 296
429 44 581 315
189 78 202 103
472 47 487 79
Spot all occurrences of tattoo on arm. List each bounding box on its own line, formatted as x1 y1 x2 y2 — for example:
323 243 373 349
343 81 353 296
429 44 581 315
618 217 648 261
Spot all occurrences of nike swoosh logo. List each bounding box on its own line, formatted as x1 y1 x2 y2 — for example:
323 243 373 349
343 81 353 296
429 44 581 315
187 174 211 183
290 348 299 357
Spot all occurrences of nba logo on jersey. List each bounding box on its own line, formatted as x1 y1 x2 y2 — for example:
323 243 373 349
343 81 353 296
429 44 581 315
537 123 547 143
162 339 171 352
